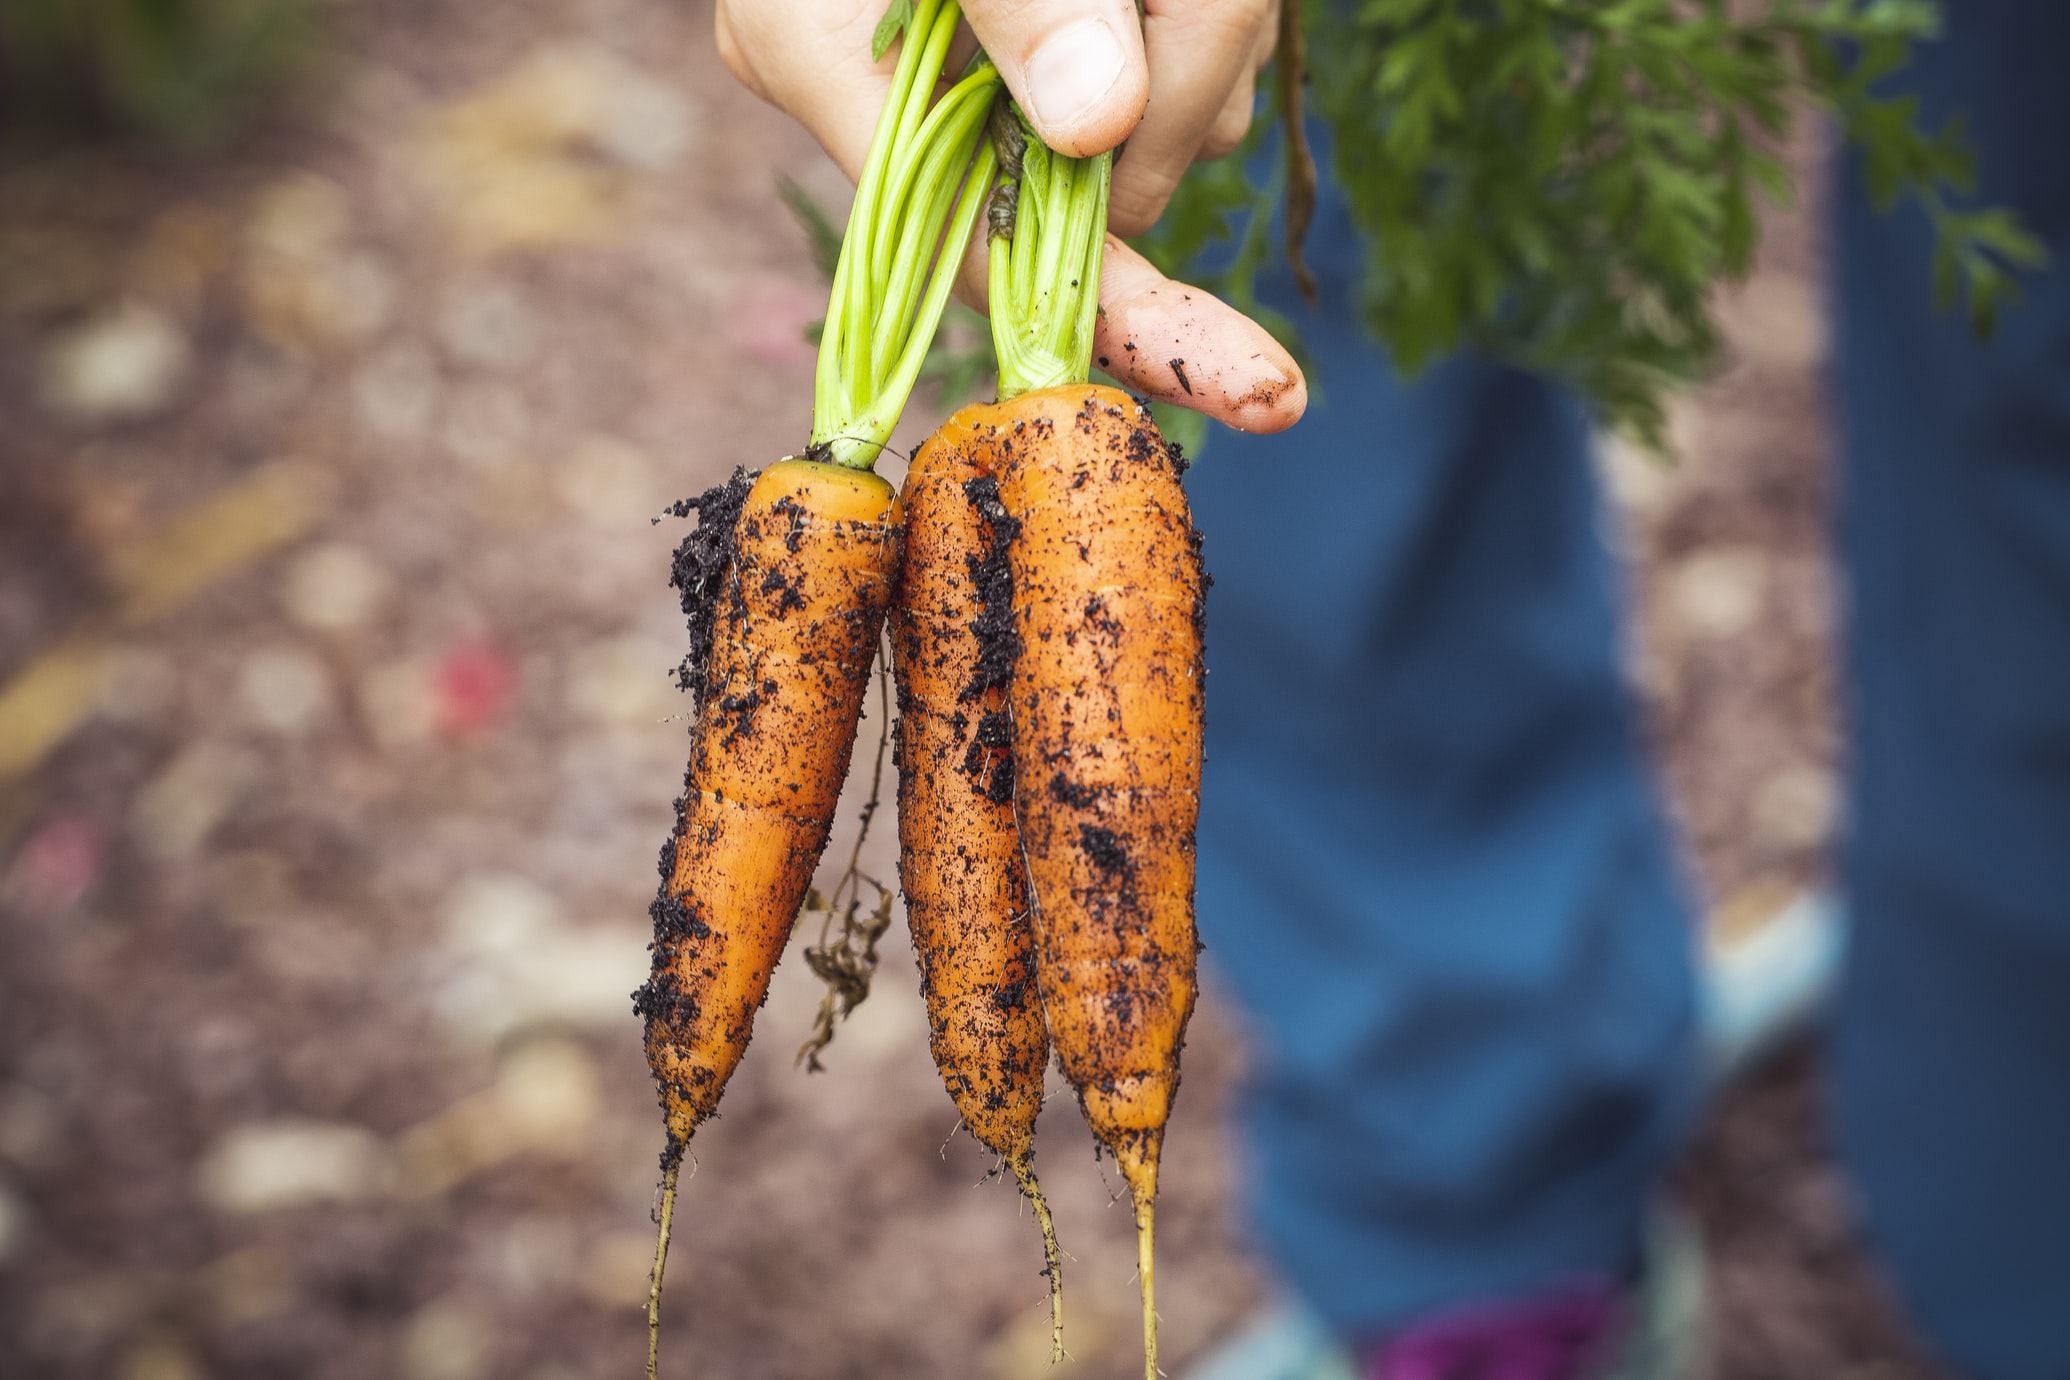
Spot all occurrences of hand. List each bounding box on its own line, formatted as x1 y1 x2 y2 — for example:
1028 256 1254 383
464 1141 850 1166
717 0 1305 433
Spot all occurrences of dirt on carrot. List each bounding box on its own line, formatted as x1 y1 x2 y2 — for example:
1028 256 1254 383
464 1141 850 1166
892 408 1065 1358
636 460 898 1154
661 467 756 703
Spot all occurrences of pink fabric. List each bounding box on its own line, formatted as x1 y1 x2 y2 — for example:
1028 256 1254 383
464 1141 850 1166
1363 1282 1625 1380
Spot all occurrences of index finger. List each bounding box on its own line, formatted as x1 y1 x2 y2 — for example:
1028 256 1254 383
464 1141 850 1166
1090 237 1306 433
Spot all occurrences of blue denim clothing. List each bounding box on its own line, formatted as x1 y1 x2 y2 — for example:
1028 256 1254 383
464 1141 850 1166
1185 2 2070 1369
1831 5 2070 1377
1186 169 1699 1336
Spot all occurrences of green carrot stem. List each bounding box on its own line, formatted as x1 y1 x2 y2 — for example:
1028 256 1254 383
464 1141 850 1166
988 104 1110 400
841 136 1000 459
873 21 983 286
870 68 1001 364
817 0 938 422
1011 138 1044 309
811 2 1000 470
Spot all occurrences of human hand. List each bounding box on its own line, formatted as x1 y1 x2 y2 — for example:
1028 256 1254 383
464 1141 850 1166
717 0 1305 433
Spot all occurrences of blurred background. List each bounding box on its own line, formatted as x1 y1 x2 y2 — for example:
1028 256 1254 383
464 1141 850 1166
0 1 1948 1377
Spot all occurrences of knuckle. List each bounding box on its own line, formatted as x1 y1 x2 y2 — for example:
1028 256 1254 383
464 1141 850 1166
1152 0 1271 23
1199 119 1251 161
1197 0 1275 38
1108 174 1180 240
1201 89 1254 159
1149 0 1270 50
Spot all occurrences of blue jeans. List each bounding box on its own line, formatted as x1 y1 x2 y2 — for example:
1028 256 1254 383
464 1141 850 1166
1831 5 2070 1378
1187 3 2070 1372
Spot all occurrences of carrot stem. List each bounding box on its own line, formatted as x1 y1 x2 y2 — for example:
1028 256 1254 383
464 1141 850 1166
811 2 1002 470
871 3 976 287
860 136 999 452
868 67 1002 368
817 0 936 426
985 106 1110 400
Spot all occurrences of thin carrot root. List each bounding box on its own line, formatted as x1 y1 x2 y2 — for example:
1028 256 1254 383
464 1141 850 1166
1135 1195 1157 1380
1010 1155 1065 1364
646 1150 682 1380
795 654 898 1071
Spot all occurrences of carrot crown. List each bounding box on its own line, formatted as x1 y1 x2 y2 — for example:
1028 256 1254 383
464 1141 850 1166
986 107 1110 401
811 0 1001 470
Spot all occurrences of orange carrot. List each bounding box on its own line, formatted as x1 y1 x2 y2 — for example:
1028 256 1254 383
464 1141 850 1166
987 382 1205 1380
639 459 896 1143
631 5 1001 1368
890 409 1064 1357
967 78 1206 1371
634 459 896 1371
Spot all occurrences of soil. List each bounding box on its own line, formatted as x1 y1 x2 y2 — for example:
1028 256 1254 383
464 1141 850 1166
0 3 1951 1379
960 472 1021 703
667 467 755 703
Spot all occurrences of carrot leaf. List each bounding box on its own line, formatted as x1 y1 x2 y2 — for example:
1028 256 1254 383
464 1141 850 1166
784 177 998 408
871 0 916 62
1135 0 2046 454
777 174 844 282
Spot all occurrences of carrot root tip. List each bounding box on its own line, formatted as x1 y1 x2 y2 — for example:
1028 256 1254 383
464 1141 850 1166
1011 1157 1065 1366
1135 1195 1157 1380
646 1154 683 1380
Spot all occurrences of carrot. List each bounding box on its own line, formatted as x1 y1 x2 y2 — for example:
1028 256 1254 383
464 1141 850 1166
634 459 896 1361
632 6 1001 1372
638 459 897 1147
995 384 1203 1380
978 104 1205 1380
889 410 1064 1358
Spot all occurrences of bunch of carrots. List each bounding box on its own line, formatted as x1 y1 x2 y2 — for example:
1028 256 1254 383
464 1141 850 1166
632 4 1203 1377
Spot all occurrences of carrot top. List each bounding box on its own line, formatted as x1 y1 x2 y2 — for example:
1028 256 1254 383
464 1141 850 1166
811 0 1000 470
986 107 1110 401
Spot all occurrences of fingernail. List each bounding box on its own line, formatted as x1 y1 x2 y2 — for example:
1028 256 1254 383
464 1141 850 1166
1025 18 1128 142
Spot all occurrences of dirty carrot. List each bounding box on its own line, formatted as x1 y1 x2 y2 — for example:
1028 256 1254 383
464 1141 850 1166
631 5 999 1373
995 382 1203 1380
889 410 1064 1359
982 105 1206 1380
637 457 896 1367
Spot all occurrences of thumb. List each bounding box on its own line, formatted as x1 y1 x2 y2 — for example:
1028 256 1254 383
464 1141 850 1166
964 0 1149 157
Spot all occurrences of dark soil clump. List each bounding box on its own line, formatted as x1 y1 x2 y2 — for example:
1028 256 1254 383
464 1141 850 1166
665 466 755 706
1048 772 1101 810
1077 823 1134 879
961 474 1021 699
964 709 1015 804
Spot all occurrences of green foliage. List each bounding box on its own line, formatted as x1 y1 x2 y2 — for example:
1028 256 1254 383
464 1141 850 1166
778 175 847 282
788 158 1219 457
0 0 313 144
872 0 918 61
1138 0 2047 450
808 0 999 466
